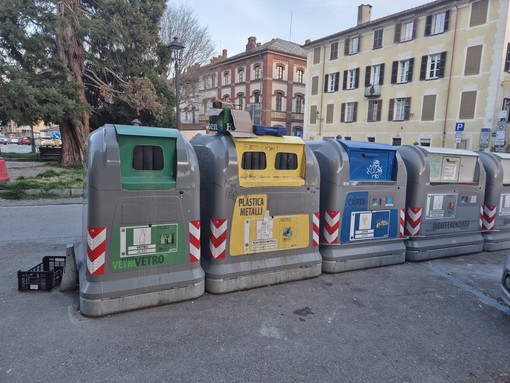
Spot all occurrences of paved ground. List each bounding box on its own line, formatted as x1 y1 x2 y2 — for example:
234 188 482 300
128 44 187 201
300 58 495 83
0 202 509 383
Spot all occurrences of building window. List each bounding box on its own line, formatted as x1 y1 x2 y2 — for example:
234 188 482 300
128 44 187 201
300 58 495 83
345 36 360 55
505 44 510 73
211 75 216 88
459 91 477 119
420 52 447 80
313 47 321 64
392 137 402 146
391 58 414 84
295 95 303 114
365 64 385 86
324 72 339 93
465 45 483 75
341 102 358 123
389 98 411 121
421 94 437 121
330 41 339 60
296 69 304 83
394 20 416 43
367 100 382 122
326 104 334 124
223 71 230 85
367 137 376 142
311 76 319 95
343 68 360 90
373 29 383 49
223 95 230 102
253 91 260 104
425 10 450 35
238 68 244 82
276 65 284 80
503 98 510 122
470 0 488 27
275 92 283 111
237 93 244 110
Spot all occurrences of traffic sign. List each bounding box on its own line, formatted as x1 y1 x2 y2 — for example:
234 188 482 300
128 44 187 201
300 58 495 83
455 122 465 132
53 132 61 140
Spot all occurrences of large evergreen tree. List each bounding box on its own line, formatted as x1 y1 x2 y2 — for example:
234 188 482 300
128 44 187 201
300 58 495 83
0 0 172 165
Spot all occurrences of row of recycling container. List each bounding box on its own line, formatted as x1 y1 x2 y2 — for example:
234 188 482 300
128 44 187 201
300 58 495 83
76 118 510 316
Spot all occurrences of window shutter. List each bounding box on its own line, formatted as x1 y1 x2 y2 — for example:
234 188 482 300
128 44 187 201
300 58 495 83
444 10 450 31
420 56 427 80
354 68 360 88
394 23 401 43
344 38 350 55
324 74 329 92
380 64 385 85
388 99 395 121
377 100 383 121
425 15 432 36
391 61 398 84
506 43 510 72
340 103 346 122
408 58 415 82
342 70 347 90
365 66 371 87
334 72 340 91
412 19 417 39
353 102 358 122
439 52 447 78
404 98 411 120
368 101 374 122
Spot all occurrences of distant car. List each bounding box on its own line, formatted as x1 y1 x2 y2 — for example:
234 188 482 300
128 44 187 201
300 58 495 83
19 136 33 145
9 136 20 144
0 134 6 145
501 255 510 307
39 136 55 147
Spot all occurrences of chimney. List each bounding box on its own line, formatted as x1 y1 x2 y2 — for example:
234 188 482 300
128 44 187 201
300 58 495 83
246 36 257 52
222 49 227 58
357 4 372 25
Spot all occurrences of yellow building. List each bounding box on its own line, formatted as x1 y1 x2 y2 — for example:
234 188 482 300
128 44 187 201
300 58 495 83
303 0 510 151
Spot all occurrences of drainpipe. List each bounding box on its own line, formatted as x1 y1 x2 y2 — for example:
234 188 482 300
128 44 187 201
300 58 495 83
442 2 459 148
319 43 326 137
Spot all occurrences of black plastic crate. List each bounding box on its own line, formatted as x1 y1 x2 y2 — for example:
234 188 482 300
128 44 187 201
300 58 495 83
18 256 66 292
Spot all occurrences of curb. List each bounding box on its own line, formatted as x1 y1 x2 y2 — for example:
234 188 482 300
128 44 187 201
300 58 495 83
24 188 84 197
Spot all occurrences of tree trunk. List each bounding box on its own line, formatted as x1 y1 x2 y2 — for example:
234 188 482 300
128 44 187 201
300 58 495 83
56 0 89 166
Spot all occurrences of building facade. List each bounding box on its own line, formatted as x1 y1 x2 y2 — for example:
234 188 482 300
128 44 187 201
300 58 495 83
303 0 510 151
189 37 307 136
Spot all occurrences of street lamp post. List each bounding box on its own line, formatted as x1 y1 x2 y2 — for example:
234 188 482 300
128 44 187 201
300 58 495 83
168 36 185 130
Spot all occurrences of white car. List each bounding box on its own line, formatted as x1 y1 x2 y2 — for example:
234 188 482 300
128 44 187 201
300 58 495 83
9 136 20 144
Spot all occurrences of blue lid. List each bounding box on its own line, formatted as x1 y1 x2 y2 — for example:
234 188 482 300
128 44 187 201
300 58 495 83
253 125 288 136
339 140 396 151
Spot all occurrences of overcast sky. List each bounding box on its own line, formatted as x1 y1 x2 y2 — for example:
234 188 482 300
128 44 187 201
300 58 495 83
183 0 433 56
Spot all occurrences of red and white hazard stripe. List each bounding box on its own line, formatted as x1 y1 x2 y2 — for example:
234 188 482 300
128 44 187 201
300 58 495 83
323 210 340 244
405 207 422 237
482 205 496 230
87 227 106 275
209 218 227 259
399 208 405 238
189 220 200 263
313 212 320 247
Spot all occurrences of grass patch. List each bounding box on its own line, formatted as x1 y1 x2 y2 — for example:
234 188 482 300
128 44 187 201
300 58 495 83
0 152 39 159
0 164 83 199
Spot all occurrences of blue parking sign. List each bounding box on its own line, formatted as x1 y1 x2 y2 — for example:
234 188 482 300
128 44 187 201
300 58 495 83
455 122 465 132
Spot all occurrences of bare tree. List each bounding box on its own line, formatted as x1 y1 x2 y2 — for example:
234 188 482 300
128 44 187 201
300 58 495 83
160 4 215 77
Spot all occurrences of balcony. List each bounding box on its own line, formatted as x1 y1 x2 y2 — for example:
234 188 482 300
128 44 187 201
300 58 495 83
364 84 381 98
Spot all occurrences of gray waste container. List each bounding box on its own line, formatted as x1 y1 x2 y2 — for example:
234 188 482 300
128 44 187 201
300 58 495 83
309 139 407 272
479 152 510 251
77 124 204 316
397 145 485 261
191 106 321 293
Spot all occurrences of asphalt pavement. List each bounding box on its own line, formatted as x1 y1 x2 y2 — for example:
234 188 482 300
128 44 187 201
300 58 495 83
0 202 509 383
